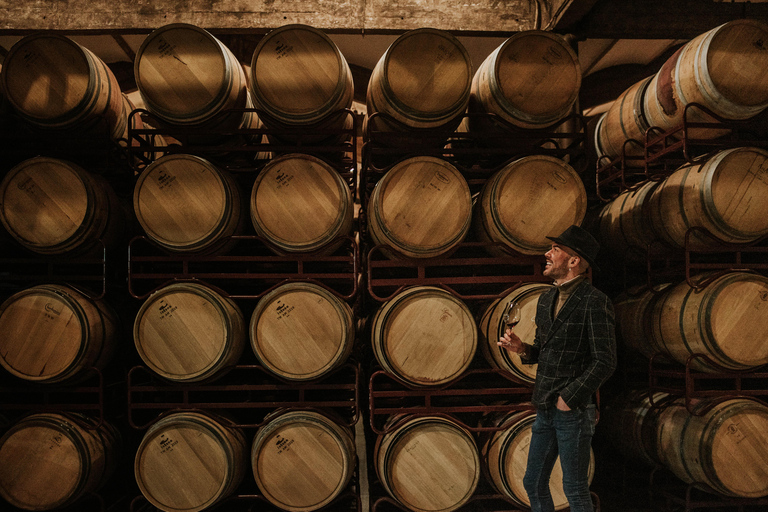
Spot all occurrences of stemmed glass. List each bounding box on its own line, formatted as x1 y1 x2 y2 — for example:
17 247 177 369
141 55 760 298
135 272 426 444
501 300 522 330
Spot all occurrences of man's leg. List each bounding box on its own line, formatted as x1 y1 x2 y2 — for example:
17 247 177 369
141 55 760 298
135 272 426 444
554 405 597 512
523 408 560 512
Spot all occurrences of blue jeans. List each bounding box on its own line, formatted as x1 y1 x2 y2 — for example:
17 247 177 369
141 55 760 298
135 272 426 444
523 405 596 512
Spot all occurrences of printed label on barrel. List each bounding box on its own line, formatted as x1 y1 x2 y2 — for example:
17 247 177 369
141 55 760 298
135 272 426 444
274 434 295 454
157 299 178 320
426 171 451 192
274 300 295 320
273 40 295 60
155 170 177 190
274 169 295 190
158 433 179 454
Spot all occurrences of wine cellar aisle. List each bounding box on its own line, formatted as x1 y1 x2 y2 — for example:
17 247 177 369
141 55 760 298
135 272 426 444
2 10 768 512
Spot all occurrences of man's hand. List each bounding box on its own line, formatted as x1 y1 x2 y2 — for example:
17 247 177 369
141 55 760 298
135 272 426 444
498 329 525 354
556 396 571 411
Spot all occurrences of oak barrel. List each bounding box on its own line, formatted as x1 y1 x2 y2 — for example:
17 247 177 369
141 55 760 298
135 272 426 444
134 411 247 512
481 409 595 510
644 20 768 138
135 23 249 129
1 33 126 139
644 396 690 476
250 154 354 254
477 283 553 384
612 285 670 359
594 76 653 161
133 282 246 383
649 271 768 372
376 415 480 512
600 390 670 467
251 410 355 512
133 154 244 254
0 156 125 255
0 412 120 511
473 155 587 255
597 180 660 261
249 24 353 138
367 156 472 259
366 28 471 134
370 286 477 387
0 284 118 384
677 398 768 498
646 147 768 249
469 30 581 131
249 282 354 382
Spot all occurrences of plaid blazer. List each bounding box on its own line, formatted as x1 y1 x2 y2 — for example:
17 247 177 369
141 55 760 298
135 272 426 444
522 279 617 410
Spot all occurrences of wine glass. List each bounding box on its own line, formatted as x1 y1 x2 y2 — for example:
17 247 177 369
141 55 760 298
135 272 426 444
502 300 521 330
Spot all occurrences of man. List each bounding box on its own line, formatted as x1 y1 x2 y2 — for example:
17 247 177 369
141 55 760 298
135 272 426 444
498 224 617 512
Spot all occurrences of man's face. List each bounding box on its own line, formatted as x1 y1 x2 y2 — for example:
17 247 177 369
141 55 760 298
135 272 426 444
543 243 578 281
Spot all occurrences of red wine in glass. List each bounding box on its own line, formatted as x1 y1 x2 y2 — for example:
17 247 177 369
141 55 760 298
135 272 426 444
502 300 521 329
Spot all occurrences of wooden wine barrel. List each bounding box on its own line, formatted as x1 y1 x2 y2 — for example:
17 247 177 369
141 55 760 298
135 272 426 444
597 180 660 261
0 156 126 256
376 415 480 512
0 284 118 384
600 390 670 467
133 154 244 254
477 283 553 384
366 28 471 134
473 155 587 255
367 156 472 259
677 398 768 498
135 23 249 129
134 411 247 512
250 154 354 254
481 409 595 510
133 282 246 383
649 271 768 372
644 396 690 477
249 24 353 137
370 286 477 387
469 30 581 131
646 147 768 249
612 285 670 359
1 33 126 139
249 282 354 382
0 412 120 511
594 76 653 161
644 20 768 139
251 410 356 512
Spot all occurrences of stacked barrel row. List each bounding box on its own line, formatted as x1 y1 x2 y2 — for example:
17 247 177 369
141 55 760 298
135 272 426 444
0 22 362 512
593 19 768 508
0 21 594 512
602 392 768 500
593 19 768 162
359 26 600 512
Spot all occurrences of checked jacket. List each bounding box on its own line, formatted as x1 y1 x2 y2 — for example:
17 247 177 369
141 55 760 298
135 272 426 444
521 278 617 410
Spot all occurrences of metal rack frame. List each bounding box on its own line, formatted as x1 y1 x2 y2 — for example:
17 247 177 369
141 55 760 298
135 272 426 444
366 241 549 302
0 237 109 300
126 362 361 430
594 103 768 202
647 353 768 415
130 483 362 512
126 107 358 178
368 368 534 435
127 234 361 301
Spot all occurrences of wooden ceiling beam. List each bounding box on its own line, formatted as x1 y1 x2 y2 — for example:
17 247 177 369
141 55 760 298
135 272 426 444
0 0 540 35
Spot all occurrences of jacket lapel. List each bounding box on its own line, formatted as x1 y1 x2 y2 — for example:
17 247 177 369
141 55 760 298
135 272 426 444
543 280 589 345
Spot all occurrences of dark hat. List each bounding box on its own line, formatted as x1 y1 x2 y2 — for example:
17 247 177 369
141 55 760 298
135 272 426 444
546 225 600 272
